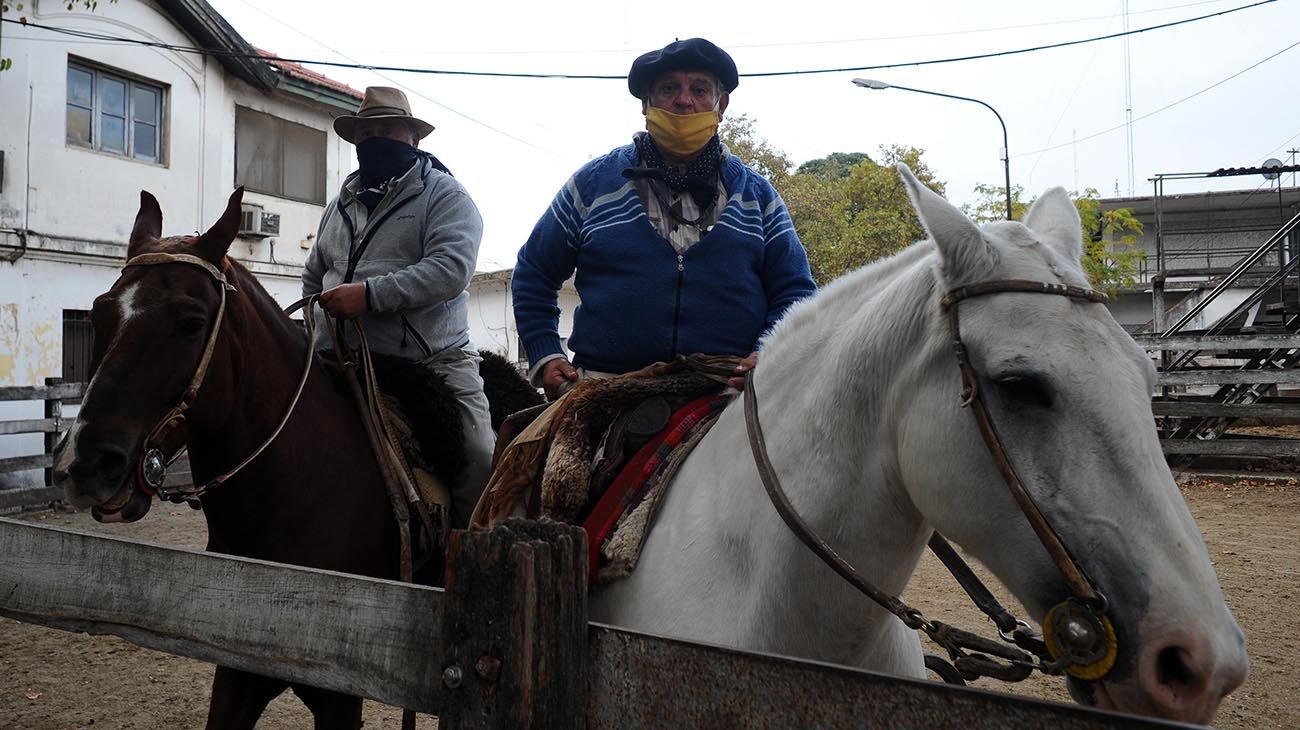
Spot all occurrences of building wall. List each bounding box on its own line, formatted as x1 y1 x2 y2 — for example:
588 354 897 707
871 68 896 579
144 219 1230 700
467 273 577 369
0 2 353 485
1099 187 1300 329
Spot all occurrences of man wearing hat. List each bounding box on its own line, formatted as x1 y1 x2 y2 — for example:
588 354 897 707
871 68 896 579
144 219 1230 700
512 38 815 399
303 86 493 528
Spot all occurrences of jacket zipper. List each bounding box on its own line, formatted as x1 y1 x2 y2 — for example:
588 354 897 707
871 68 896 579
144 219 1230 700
670 253 684 358
401 316 434 357
343 188 422 283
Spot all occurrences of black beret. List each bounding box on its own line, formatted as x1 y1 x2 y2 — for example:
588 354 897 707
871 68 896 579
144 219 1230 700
628 38 739 99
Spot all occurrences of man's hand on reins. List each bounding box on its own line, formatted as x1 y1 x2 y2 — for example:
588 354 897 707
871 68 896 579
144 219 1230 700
729 352 758 390
320 283 368 319
542 358 579 400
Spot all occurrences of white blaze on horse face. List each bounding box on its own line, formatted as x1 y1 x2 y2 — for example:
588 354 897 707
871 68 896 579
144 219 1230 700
115 281 145 325
56 280 144 489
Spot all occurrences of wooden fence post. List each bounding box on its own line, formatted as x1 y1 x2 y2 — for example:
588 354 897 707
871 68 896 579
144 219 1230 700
440 518 588 729
43 377 63 487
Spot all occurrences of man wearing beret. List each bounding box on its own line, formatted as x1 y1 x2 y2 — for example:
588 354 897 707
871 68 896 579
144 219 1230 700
512 38 815 399
303 86 494 528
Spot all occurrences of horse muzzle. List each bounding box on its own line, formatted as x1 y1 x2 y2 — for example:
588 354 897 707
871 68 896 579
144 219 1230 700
53 427 154 523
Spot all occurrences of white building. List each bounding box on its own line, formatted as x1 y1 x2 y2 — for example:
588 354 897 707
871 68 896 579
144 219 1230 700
0 0 362 486
466 269 578 370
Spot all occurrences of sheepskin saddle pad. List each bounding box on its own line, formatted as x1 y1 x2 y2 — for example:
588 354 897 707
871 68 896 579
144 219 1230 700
472 354 741 583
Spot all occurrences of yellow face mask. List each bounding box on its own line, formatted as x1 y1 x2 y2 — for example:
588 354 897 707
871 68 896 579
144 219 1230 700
645 106 720 159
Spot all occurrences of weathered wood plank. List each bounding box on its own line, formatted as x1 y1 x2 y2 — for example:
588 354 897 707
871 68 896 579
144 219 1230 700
1160 439 1300 457
1152 401 1300 419
0 520 1194 728
1156 369 1300 386
0 487 64 512
0 454 51 473
0 518 447 714
0 418 60 435
44 378 64 487
0 383 85 401
441 520 588 729
1134 333 1300 351
586 626 1186 729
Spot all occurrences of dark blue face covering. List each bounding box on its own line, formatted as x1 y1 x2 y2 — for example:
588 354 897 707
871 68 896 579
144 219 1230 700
356 136 419 187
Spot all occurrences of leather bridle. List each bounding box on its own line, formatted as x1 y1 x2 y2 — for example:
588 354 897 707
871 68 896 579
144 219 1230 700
101 253 317 511
745 278 1119 683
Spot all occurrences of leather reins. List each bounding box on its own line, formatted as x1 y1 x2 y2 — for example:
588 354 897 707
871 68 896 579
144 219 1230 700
745 278 1119 683
118 251 435 591
113 253 316 507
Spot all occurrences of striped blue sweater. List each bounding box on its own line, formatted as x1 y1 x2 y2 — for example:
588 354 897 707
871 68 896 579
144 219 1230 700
513 143 815 375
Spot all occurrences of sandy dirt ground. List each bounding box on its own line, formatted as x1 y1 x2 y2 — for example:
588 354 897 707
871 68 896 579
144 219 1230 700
1 475 1296 729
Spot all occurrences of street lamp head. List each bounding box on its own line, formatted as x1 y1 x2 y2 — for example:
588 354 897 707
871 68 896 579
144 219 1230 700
852 78 891 90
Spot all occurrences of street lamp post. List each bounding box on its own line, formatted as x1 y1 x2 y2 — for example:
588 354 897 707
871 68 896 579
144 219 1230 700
852 78 1013 221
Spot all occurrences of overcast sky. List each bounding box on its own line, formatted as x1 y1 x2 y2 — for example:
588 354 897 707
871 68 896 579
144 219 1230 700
206 0 1300 272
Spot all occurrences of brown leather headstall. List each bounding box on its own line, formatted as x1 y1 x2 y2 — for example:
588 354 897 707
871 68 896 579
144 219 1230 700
123 253 236 500
940 278 1117 680
745 277 1121 684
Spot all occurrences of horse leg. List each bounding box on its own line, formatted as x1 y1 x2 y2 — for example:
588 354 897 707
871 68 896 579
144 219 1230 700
291 683 363 730
204 666 287 730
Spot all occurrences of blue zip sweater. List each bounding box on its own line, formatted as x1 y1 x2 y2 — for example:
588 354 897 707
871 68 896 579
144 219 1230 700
513 143 815 375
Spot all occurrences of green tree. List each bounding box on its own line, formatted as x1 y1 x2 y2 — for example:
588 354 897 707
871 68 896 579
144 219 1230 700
722 116 947 285
796 152 872 178
961 183 1030 223
1075 189 1146 296
720 113 792 186
785 145 945 284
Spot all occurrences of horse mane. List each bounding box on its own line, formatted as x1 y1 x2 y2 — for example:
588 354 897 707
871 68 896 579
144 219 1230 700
761 240 943 386
218 256 309 345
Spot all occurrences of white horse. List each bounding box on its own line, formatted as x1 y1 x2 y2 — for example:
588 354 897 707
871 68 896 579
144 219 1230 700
592 165 1247 724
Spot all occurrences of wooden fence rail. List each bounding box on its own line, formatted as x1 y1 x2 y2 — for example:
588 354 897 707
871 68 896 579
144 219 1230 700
0 517 1187 729
1137 333 1300 460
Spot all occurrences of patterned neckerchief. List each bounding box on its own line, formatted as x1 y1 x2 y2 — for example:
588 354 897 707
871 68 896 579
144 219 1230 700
624 132 723 209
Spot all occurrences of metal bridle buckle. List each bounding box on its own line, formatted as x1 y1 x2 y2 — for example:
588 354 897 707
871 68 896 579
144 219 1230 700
141 448 167 490
1043 598 1117 681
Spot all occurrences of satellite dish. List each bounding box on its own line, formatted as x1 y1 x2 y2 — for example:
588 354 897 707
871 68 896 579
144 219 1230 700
1262 158 1283 180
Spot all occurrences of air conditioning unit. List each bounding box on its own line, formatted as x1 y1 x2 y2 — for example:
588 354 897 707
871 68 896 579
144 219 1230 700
238 204 281 237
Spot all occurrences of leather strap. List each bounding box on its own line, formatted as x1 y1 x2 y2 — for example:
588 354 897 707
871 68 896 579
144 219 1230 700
744 278 1115 682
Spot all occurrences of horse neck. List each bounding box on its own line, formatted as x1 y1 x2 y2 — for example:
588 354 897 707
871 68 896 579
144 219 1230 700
748 243 946 590
185 267 322 468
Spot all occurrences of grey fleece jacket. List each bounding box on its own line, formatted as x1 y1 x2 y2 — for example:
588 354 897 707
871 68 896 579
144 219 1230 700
303 156 483 359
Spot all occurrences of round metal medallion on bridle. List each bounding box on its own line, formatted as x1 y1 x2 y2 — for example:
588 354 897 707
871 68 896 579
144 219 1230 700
1044 598 1118 680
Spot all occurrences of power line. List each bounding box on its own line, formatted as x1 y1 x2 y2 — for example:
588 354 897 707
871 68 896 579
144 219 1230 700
2 0 1276 80
1013 38 1300 158
302 0 1245 56
744 0 1274 78
223 0 558 155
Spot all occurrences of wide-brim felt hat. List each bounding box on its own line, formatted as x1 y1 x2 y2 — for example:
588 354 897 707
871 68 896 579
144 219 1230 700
627 38 739 99
333 86 435 144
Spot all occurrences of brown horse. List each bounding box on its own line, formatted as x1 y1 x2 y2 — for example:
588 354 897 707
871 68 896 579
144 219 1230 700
52 188 539 729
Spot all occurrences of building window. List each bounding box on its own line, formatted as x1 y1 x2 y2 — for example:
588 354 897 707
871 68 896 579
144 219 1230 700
62 310 95 385
66 61 164 162
235 107 326 204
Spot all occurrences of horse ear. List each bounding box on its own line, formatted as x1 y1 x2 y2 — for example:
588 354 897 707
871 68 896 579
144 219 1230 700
895 164 993 284
1023 187 1082 261
195 187 244 263
127 191 163 259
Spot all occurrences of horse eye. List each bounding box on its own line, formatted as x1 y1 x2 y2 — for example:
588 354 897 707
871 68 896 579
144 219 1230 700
992 374 1053 409
175 317 207 336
